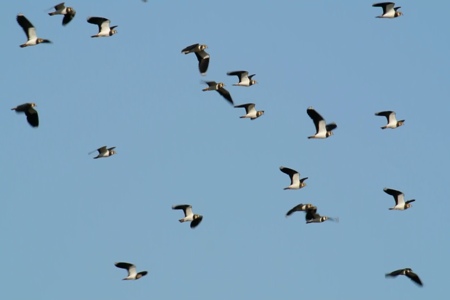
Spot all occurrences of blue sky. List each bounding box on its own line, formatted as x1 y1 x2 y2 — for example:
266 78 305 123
1 1 449 299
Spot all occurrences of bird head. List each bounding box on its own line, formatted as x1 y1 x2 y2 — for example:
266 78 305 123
406 203 412 209
251 79 257 85
193 214 201 219
218 82 225 88
110 150 117 155
326 131 334 137
257 111 264 117
395 11 403 17
200 44 208 50
111 29 118 35
397 120 405 127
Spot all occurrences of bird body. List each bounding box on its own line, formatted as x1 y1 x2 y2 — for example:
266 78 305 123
202 81 233 105
49 2 76 25
172 204 203 228
16 15 51 48
182 43 210 75
385 268 423 286
383 188 415 210
90 146 116 159
305 206 338 224
279 166 308 190
114 262 148 280
307 107 337 139
11 103 39 127
227 71 257 87
375 111 404 129
87 17 117 37
234 103 264 120
373 2 403 18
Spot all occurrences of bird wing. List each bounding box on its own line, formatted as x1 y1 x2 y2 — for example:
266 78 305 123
217 87 234 105
97 146 108 154
17 15 36 40
227 70 248 81
195 51 210 75
307 107 326 134
62 11 76 26
115 262 136 277
279 166 299 185
181 43 199 54
25 107 39 127
172 204 193 217
87 17 109 33
286 204 307 216
107 147 116 151
326 123 337 132
204 81 217 88
406 271 423 286
383 188 404 205
375 111 393 123
235 103 256 114
54 2 66 10
385 268 405 277
305 207 318 221
373 2 395 15
190 216 203 228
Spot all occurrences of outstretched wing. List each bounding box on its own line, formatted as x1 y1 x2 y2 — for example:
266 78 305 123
172 204 193 217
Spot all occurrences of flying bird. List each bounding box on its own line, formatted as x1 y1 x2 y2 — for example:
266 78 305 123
87 17 117 38
11 103 39 127
202 81 233 105
16 14 51 48
114 262 148 280
375 111 404 129
305 206 338 224
373 2 403 18
234 103 264 120
48 2 76 26
385 268 423 286
307 107 337 139
383 188 415 210
286 203 316 217
172 204 203 229
89 146 116 159
279 166 308 190
181 43 210 75
227 71 257 87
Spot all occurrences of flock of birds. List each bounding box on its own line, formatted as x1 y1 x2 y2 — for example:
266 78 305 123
10 1 425 289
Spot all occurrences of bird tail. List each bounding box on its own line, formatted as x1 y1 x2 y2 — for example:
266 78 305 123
178 219 185 223
49 12 56 16
381 126 387 129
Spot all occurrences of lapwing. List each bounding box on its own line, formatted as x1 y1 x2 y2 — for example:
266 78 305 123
307 107 337 139
172 204 203 229
48 2 76 26
305 206 339 224
286 203 316 217
373 2 403 18
375 111 404 129
279 166 308 190
202 81 233 105
114 262 148 280
16 14 51 48
234 103 264 120
383 188 415 210
227 71 257 87
11 103 39 127
385 268 423 286
89 146 116 159
181 43 209 75
87 17 117 38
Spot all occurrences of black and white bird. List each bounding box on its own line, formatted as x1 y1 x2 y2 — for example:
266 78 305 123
385 268 423 286
307 107 337 139
202 81 233 105
172 204 203 229
181 43 210 75
16 14 51 48
286 203 316 217
373 2 403 18
234 103 264 120
89 146 116 159
48 2 76 26
375 111 405 129
87 17 117 38
227 71 257 87
11 103 39 127
383 188 415 210
114 262 148 280
305 206 338 224
279 166 308 190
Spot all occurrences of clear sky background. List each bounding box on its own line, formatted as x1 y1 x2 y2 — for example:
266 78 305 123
1 1 449 299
